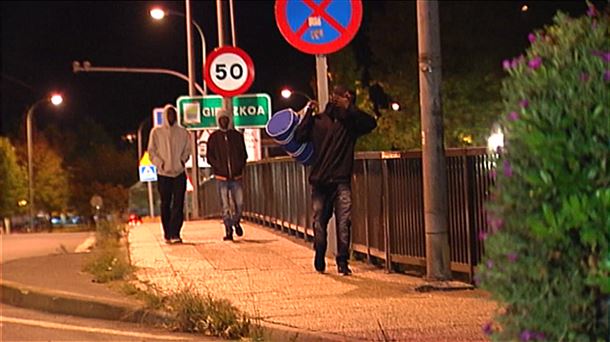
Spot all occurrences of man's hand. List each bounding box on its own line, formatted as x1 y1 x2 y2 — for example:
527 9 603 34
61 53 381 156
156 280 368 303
306 100 318 115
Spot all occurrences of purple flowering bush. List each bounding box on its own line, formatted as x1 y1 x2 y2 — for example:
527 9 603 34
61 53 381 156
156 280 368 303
478 5 609 341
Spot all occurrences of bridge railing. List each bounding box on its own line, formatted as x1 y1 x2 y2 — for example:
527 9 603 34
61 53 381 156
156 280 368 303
200 148 495 282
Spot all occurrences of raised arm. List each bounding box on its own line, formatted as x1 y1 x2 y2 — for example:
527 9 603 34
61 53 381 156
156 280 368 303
294 102 317 143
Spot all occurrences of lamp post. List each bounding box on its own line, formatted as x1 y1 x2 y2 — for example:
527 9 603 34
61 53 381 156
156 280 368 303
26 94 63 230
150 7 208 95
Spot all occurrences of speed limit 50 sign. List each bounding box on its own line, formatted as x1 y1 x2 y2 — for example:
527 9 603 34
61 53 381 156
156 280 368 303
204 46 255 97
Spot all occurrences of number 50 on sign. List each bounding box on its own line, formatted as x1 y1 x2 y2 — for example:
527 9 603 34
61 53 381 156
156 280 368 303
204 46 255 97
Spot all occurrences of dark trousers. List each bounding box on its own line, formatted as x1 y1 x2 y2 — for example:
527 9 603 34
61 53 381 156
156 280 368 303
311 183 352 266
157 172 186 240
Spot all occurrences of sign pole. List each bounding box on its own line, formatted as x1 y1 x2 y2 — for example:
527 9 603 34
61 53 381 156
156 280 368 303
315 54 329 109
216 0 233 123
147 182 155 217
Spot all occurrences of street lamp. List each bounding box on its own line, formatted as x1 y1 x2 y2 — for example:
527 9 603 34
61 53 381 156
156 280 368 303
26 93 63 230
150 7 208 94
390 101 401 111
281 88 313 101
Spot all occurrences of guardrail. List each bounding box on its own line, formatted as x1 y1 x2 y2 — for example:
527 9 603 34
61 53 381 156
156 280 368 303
200 148 495 283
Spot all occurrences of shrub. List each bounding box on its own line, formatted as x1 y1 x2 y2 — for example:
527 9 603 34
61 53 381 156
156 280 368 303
478 3 609 341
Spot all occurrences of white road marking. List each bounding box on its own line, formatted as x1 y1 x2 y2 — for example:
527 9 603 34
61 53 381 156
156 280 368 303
0 315 189 340
74 236 96 253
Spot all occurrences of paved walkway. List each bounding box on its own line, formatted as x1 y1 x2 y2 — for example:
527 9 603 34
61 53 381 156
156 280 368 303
128 220 496 341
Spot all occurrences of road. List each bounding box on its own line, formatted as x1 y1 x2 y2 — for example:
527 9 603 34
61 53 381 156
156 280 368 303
1 304 217 341
0 231 95 263
0 232 220 341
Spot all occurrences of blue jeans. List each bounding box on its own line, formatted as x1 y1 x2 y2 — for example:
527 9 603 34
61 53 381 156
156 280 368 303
216 179 244 236
311 183 352 266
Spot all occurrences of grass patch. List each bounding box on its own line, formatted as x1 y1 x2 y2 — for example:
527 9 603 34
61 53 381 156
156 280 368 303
166 288 252 339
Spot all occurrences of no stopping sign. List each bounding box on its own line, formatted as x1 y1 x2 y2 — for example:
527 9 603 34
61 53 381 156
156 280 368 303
204 46 255 97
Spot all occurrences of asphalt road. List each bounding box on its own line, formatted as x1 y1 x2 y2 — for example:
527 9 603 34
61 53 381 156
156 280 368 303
0 232 220 341
0 304 217 342
0 231 95 263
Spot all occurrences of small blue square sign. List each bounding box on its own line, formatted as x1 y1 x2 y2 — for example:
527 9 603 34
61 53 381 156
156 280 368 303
139 165 157 182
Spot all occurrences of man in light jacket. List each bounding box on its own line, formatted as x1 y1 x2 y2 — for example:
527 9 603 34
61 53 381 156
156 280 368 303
148 104 191 244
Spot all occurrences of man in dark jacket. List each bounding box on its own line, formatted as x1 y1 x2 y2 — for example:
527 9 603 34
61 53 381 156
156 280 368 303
206 111 248 241
295 85 377 275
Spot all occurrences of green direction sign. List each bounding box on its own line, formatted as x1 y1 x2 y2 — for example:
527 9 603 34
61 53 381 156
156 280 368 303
176 93 271 129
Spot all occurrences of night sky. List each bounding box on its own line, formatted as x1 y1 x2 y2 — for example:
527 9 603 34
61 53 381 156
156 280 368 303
1 1 602 143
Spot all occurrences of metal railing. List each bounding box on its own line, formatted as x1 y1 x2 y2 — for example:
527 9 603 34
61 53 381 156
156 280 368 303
200 148 494 282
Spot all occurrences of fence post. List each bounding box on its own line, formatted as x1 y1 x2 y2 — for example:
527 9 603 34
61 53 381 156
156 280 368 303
382 159 392 272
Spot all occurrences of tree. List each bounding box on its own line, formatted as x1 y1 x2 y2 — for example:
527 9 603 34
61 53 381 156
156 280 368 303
14 137 71 214
42 119 137 216
326 1 517 151
0 136 27 217
69 143 137 215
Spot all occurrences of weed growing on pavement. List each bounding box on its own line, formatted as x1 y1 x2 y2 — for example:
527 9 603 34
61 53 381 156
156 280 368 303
163 287 252 339
83 219 133 283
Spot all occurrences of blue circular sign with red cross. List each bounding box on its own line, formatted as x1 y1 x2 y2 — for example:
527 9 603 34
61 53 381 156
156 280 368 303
275 0 363 55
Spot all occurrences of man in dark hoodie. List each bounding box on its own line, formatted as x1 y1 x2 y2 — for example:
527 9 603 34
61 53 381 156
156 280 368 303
206 111 248 241
295 85 377 275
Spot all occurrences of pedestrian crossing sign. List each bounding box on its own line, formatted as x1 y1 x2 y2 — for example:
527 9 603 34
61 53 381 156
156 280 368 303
139 152 153 166
139 165 157 182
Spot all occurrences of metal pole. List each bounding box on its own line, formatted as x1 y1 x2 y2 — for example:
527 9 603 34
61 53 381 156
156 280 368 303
229 0 237 46
147 182 155 217
217 0 233 120
185 0 200 219
25 99 45 231
26 106 34 231
417 0 451 280
137 117 155 217
137 118 147 159
166 11 207 94
315 55 329 109
72 62 205 95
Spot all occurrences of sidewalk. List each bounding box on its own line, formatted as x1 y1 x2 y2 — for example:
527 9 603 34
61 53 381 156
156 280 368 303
129 220 497 341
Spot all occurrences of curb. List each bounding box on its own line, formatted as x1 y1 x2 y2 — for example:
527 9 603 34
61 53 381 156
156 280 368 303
0 279 345 341
257 320 353 342
0 279 170 326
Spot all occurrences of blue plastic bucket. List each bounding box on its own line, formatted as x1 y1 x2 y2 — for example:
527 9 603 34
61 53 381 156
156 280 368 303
266 109 314 165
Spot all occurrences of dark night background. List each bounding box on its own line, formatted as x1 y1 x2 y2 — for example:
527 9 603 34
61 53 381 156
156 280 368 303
1 1 602 144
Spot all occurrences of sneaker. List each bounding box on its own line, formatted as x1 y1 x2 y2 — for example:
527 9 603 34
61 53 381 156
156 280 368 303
171 238 183 244
234 223 244 237
314 252 326 273
337 264 352 276
223 235 234 241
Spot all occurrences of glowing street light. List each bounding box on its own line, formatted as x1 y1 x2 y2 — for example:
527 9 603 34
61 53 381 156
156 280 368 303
487 125 504 153
390 101 401 111
281 88 313 101
26 93 63 230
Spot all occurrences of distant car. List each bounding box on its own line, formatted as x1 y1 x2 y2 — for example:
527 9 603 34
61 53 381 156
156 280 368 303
127 214 143 226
